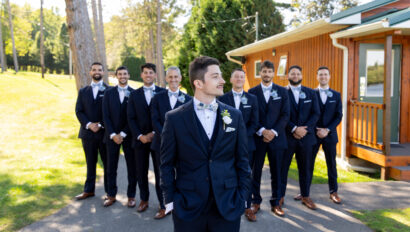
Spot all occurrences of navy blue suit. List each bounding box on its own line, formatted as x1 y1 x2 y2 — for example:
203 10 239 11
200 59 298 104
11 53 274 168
160 100 251 231
281 86 320 198
75 83 109 194
102 85 136 198
127 85 165 205
249 84 290 207
312 88 342 194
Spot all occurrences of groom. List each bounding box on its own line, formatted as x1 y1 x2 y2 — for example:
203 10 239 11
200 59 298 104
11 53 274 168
160 56 251 231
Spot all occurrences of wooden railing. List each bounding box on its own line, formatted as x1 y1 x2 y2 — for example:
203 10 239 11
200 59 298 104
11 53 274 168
348 100 384 150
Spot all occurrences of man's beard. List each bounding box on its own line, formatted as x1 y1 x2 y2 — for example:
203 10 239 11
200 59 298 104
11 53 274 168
289 79 302 86
92 74 102 81
261 76 272 83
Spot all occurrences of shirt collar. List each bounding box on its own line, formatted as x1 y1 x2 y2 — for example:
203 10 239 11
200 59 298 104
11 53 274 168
91 80 103 86
118 85 129 89
260 82 272 89
289 84 302 90
168 88 180 94
318 86 329 91
232 89 243 95
144 84 155 90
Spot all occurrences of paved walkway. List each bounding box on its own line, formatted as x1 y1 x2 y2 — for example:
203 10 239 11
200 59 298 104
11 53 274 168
21 155 410 232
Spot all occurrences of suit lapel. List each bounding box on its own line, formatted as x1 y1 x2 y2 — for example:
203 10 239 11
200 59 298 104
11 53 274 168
174 92 185 109
210 102 225 158
163 92 172 111
182 101 207 157
227 91 235 108
137 87 149 109
256 85 267 113
288 88 298 112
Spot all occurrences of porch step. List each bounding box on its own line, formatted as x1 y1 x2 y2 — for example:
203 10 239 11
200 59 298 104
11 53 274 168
390 166 410 181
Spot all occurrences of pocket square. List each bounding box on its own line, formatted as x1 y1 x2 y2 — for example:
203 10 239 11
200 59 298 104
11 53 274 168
225 127 236 132
304 100 312 103
99 94 104 97
273 97 282 100
243 105 252 108
329 100 336 103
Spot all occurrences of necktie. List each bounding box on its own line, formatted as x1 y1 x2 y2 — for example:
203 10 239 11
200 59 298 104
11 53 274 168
168 91 178 98
233 92 242 97
197 102 218 112
262 86 271 92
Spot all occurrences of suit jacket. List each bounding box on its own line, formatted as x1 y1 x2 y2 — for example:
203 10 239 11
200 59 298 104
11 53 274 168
315 88 343 144
150 90 192 152
160 100 251 221
102 85 134 142
249 84 290 150
75 83 109 140
127 85 165 148
218 91 259 152
286 86 320 146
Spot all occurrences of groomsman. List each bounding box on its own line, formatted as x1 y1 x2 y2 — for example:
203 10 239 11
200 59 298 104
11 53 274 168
127 63 165 213
102 66 136 207
150 66 191 219
281 65 320 210
160 56 251 232
312 66 343 204
75 62 109 200
248 60 290 218
218 68 259 221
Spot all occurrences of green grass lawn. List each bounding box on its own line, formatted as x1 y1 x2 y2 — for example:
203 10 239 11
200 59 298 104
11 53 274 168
0 71 141 231
266 151 380 184
351 208 410 232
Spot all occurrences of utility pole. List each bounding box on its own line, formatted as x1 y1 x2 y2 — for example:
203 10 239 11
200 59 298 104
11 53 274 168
255 11 259 42
40 0 45 78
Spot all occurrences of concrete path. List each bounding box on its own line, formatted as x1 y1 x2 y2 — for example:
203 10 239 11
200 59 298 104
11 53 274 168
21 155 410 232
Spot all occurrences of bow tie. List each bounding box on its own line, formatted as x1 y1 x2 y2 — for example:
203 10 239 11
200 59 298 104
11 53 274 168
262 86 271 92
320 89 329 93
118 87 127 92
291 86 301 92
168 91 179 98
143 86 154 92
233 92 242 97
197 102 218 112
91 82 102 88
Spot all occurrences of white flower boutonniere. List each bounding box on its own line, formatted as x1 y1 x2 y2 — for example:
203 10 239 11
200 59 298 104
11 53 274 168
299 91 306 99
124 90 130 98
326 91 333 98
99 85 106 91
177 94 185 103
221 109 232 130
270 90 278 99
240 96 248 105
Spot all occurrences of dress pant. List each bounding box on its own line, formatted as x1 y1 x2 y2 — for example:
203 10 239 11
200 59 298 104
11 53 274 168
281 141 313 198
313 140 338 193
106 138 137 198
81 138 107 194
246 148 255 209
251 138 284 207
172 192 240 232
135 143 164 208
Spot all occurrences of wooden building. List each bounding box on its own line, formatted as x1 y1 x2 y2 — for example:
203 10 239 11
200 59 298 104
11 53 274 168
226 0 410 180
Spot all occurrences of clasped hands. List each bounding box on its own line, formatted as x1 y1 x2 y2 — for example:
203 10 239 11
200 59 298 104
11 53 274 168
139 132 155 144
89 122 101 133
262 129 276 143
316 128 329 139
292 126 308 140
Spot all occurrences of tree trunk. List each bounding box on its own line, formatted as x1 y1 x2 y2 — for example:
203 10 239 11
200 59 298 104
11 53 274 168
0 7 7 72
91 0 101 62
65 0 101 90
97 0 108 79
40 0 45 78
6 0 18 73
155 0 165 87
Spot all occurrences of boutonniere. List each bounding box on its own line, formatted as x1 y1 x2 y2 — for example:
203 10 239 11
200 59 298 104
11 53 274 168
124 90 130 98
221 109 232 130
99 85 106 91
326 91 333 98
240 95 248 105
299 91 306 99
177 94 185 103
270 90 278 99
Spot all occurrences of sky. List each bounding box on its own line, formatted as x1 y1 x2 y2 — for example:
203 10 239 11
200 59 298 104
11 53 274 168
13 0 373 28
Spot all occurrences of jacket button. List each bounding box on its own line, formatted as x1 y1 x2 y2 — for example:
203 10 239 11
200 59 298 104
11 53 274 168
206 177 209 181
209 159 212 163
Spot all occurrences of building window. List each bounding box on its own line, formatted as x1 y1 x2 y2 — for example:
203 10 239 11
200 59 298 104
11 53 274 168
277 55 287 77
255 60 261 78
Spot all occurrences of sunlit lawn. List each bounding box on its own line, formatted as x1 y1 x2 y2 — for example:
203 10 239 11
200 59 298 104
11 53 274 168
352 208 410 232
0 71 141 231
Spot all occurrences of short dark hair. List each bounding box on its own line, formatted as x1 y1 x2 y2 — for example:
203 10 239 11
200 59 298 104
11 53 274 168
189 56 220 91
260 60 274 71
90 62 103 70
231 68 245 77
317 66 329 73
115 66 129 75
289 65 302 72
141 63 156 73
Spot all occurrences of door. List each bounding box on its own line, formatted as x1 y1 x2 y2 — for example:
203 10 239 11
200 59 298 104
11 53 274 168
358 44 401 143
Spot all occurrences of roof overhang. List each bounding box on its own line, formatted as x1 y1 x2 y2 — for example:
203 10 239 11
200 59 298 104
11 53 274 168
226 19 347 57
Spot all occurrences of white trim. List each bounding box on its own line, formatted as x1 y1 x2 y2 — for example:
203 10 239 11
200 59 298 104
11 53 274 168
391 20 410 28
254 60 261 78
330 21 390 39
331 13 361 25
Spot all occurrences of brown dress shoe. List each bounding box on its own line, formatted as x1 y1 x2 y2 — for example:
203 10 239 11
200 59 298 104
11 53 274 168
137 200 149 212
251 204 260 214
294 194 302 201
154 209 170 219
301 197 317 210
75 192 95 200
103 196 116 207
271 206 285 217
330 192 342 204
279 197 284 207
127 198 136 208
244 208 257 222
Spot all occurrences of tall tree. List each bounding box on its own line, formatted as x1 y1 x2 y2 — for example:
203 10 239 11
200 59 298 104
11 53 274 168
65 0 101 90
40 0 45 78
0 4 7 72
155 0 165 87
291 0 358 23
6 0 18 72
91 0 101 63
97 0 107 78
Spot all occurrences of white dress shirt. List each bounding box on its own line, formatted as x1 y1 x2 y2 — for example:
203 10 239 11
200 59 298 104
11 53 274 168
143 84 155 105
168 89 179 109
232 89 243 109
318 86 329 104
261 82 273 103
91 80 103 99
289 84 302 104
193 97 217 140
118 85 129 103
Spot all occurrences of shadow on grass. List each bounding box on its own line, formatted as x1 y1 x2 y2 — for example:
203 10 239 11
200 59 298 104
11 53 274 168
352 209 410 232
0 172 82 231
